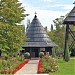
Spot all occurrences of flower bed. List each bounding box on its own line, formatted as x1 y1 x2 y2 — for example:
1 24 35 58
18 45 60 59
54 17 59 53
37 55 59 74
13 59 30 73
37 60 46 73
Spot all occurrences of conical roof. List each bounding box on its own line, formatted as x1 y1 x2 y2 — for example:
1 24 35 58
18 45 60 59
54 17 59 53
63 6 75 24
22 15 57 47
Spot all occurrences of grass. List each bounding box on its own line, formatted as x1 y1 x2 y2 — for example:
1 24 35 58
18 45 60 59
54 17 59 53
50 58 75 75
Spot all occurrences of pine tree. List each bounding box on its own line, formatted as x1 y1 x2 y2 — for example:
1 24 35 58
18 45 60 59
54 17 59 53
64 43 70 62
26 19 30 31
51 24 53 31
52 48 56 57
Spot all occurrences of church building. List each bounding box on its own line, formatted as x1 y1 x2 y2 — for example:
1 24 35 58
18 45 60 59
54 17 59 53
22 14 57 58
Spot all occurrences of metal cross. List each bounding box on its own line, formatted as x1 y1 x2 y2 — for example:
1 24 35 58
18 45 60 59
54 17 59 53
34 12 37 15
73 1 75 6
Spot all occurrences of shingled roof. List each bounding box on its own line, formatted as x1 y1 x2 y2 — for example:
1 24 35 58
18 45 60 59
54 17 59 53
22 15 57 48
63 5 75 24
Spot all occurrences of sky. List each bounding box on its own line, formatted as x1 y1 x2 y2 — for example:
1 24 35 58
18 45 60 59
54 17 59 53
19 0 74 30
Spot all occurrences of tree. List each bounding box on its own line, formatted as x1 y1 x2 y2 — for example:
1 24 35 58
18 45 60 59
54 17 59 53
51 24 53 31
26 19 30 31
0 0 28 25
52 48 56 57
44 26 47 31
64 43 70 62
0 0 28 56
47 16 65 54
0 22 28 55
53 16 64 30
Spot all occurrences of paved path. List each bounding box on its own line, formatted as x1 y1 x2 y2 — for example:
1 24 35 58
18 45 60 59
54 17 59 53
15 60 39 74
15 74 49 75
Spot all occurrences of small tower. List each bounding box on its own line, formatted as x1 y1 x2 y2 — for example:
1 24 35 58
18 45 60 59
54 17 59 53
63 2 75 58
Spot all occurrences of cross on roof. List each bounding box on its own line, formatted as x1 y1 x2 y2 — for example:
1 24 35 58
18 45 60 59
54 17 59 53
73 1 75 6
34 12 37 15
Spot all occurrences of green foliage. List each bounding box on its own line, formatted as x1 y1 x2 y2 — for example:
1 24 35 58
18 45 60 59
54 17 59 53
39 52 44 58
0 56 25 74
0 0 27 25
24 52 30 58
42 55 59 72
0 22 28 55
0 0 28 56
26 19 30 31
3 53 9 60
52 48 56 57
44 26 47 31
47 16 65 54
51 24 53 31
71 48 75 56
64 43 70 62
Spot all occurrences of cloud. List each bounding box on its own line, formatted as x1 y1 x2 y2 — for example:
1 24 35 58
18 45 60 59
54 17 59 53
22 4 68 30
48 4 73 10
41 0 56 2
19 0 73 30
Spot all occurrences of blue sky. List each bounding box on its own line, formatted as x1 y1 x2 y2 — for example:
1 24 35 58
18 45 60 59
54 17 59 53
19 0 74 30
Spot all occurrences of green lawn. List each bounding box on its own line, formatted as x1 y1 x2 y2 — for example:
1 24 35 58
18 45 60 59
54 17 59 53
50 58 75 75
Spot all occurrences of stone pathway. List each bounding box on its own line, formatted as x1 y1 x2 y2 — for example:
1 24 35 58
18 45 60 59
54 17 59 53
15 60 39 74
15 74 49 75
14 60 49 75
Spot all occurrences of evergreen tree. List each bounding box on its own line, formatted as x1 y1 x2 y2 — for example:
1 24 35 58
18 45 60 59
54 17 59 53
52 48 56 57
26 19 30 31
51 24 53 31
44 26 47 31
64 43 70 62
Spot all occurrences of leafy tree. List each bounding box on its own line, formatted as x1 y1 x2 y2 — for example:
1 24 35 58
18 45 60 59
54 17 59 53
0 22 28 55
47 16 65 54
53 16 64 30
0 0 28 56
0 0 28 25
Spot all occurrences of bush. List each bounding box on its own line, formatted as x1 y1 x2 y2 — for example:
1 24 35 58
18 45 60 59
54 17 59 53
64 43 70 62
42 55 59 72
71 48 75 56
52 48 56 57
24 52 30 59
3 53 9 60
39 52 44 58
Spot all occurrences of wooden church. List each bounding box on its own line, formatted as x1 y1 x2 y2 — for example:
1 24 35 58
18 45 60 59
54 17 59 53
22 14 57 58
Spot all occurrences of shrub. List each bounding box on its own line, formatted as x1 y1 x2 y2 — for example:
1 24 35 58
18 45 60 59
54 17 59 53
52 48 56 57
42 55 59 72
39 52 44 58
71 48 75 56
64 43 70 62
24 52 30 59
3 53 9 60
